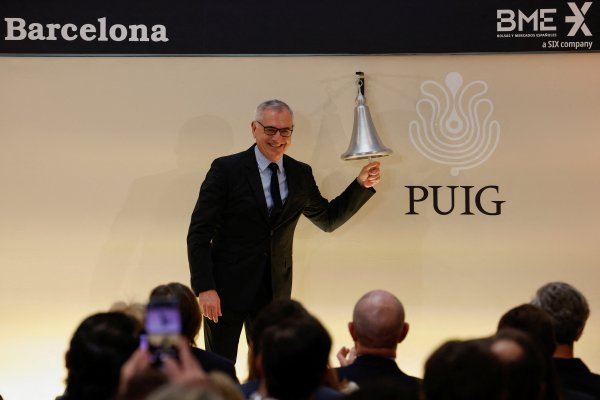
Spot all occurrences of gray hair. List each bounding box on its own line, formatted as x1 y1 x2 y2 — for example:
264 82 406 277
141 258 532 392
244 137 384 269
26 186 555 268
255 99 293 121
531 282 590 344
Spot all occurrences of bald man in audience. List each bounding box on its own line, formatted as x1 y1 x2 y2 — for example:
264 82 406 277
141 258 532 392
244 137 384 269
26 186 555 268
335 290 419 396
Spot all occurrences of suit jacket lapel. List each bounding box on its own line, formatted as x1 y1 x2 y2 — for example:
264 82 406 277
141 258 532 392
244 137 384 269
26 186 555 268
243 146 270 224
277 155 301 225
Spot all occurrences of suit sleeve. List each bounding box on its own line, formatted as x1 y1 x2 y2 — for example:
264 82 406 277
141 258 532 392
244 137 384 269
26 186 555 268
301 166 375 232
187 159 227 295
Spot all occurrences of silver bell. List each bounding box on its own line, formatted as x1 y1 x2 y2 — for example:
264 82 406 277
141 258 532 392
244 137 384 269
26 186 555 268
341 73 392 161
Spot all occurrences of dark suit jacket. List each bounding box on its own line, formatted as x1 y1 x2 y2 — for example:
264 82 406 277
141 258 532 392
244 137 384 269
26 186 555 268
187 145 374 311
555 358 600 400
190 347 239 383
335 355 420 394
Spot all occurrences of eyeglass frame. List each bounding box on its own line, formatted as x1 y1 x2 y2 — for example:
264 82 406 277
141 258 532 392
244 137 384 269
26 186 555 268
255 120 294 137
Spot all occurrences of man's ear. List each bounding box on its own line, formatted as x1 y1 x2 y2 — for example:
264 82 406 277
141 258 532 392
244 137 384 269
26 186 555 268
398 322 409 343
251 121 257 138
348 321 358 341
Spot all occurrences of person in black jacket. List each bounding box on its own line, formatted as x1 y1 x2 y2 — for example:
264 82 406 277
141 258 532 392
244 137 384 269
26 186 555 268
149 282 238 383
335 290 419 397
532 282 600 399
58 312 141 400
187 99 380 362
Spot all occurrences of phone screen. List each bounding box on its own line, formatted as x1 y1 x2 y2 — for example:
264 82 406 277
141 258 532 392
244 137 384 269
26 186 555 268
145 298 181 365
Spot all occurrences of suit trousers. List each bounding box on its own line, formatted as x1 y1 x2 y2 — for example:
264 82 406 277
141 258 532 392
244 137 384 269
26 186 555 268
203 260 272 363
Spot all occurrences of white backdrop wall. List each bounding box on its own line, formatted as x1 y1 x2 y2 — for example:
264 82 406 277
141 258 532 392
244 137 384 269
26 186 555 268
0 54 599 399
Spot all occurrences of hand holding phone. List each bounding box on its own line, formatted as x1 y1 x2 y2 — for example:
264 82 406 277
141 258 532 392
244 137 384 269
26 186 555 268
145 297 181 366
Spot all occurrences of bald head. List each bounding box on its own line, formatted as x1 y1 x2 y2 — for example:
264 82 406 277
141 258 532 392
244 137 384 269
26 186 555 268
352 290 407 349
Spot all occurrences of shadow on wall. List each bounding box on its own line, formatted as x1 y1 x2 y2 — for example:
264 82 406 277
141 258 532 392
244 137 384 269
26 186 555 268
90 115 235 304
290 90 429 305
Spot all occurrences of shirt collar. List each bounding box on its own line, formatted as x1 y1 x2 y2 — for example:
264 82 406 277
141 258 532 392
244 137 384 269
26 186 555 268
254 145 283 172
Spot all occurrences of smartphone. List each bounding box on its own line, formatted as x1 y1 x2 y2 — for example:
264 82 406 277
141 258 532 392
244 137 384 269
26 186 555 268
145 297 181 366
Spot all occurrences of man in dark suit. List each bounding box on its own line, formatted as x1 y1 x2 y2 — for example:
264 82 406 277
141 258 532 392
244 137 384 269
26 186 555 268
532 282 600 400
187 99 380 362
336 290 419 396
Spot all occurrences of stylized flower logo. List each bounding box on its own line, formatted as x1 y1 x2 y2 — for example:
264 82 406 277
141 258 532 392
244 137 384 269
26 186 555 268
409 72 500 176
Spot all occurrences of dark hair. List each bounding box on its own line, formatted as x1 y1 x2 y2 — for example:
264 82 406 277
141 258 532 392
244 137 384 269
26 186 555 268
531 282 590 344
246 299 310 380
64 312 141 400
424 338 504 400
117 367 168 400
498 305 561 400
150 282 201 346
260 316 331 400
492 329 546 400
498 304 556 357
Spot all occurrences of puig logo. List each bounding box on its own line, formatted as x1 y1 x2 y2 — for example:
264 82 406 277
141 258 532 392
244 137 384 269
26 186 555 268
409 72 500 177
407 72 505 216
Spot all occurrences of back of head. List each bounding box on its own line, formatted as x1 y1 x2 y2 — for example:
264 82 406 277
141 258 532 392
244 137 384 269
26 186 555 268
120 367 169 400
150 282 201 346
497 305 563 400
498 303 556 357
260 315 332 400
246 299 310 380
208 371 244 400
531 282 590 344
344 378 419 400
424 339 504 400
65 312 141 400
352 290 406 349
492 329 546 400
147 383 224 400
250 299 310 351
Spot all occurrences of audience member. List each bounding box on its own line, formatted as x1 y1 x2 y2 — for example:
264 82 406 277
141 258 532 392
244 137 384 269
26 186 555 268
335 289 419 397
58 312 141 400
256 316 332 400
532 282 600 399
117 366 168 400
52 282 598 400
491 329 546 400
149 282 238 383
241 299 341 399
117 336 242 400
498 303 594 400
207 371 244 400
109 301 146 328
423 338 504 400
244 298 310 383
343 378 419 400
146 384 223 400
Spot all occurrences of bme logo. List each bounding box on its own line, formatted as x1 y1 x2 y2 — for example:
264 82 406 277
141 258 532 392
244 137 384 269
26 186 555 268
497 2 592 36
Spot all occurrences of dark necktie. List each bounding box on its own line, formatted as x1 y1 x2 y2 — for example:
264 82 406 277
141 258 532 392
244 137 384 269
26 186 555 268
268 162 283 219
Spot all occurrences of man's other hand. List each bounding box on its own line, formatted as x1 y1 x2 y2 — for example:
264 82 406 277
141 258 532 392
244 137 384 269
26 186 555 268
198 289 222 323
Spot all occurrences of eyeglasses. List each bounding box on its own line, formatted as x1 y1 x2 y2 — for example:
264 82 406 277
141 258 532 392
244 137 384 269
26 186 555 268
255 120 293 137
